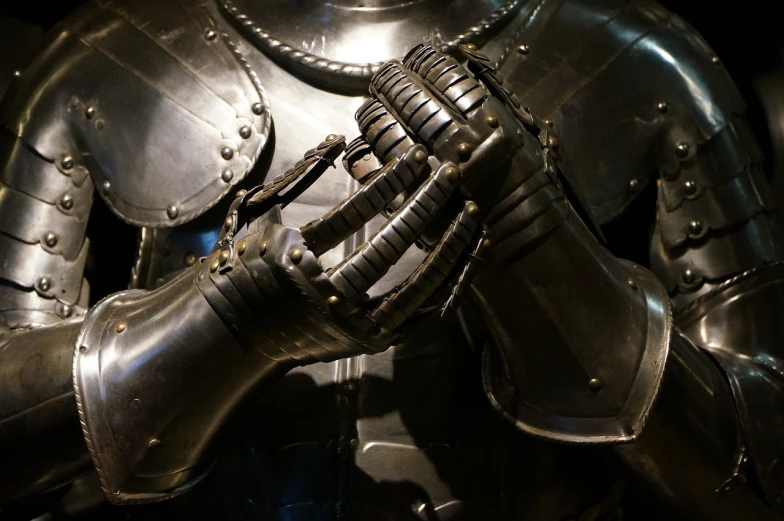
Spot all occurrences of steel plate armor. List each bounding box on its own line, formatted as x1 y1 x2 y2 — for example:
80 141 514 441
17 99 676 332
1 0 784 520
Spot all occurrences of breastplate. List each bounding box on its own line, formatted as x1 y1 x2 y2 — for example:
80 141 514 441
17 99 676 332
129 2 619 519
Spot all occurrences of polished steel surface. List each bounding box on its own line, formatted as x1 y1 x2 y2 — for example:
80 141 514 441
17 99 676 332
1 0 784 519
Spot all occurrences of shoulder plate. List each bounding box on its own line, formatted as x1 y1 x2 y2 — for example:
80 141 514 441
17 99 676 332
0 0 270 227
494 0 746 223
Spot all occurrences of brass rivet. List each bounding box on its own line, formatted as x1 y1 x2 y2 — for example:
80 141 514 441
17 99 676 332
148 438 161 449
167 205 178 219
38 277 51 292
414 149 427 163
85 106 95 119
116 322 127 333
13 70 20 77
62 156 74 170
60 304 73 318
258 241 267 255
238 240 246 255
239 126 252 139
219 250 230 265
457 143 472 161
221 169 234 182
445 166 460 183
209 259 220 272
517 44 530 55
482 238 491 249
224 216 233 229
44 232 58 247
711 56 720 64
657 101 668 113
684 180 696 195
60 194 74 210
682 269 695 284
628 179 640 192
204 29 217 41
588 378 602 392
467 203 480 217
689 220 703 235
675 142 689 158
547 135 559 150
544 119 554 127
465 43 478 51
221 147 234 160
327 295 340 305
325 134 338 141
236 189 247 199
486 114 499 128
102 180 111 193
289 248 303 264
628 278 638 289
252 103 264 115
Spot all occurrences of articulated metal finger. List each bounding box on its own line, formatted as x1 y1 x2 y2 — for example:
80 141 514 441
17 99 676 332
372 200 480 331
301 144 430 256
355 97 417 163
329 162 461 301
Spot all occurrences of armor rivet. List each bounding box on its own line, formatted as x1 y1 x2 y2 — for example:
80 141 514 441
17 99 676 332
517 44 530 55
95 119 105 130
38 277 51 292
457 143 472 161
84 106 95 119
116 322 127 333
221 147 234 160
547 135 559 150
184 251 197 266
482 238 491 249
414 149 427 163
467 202 480 217
486 114 499 128
544 119 554 127
328 295 340 305
148 438 162 449
224 216 234 229
252 102 264 115
689 219 703 235
209 259 220 272
238 240 246 255
349 438 360 449
204 29 217 41
712 56 720 64
61 156 74 170
167 205 179 219
628 179 640 193
60 194 74 210
131 398 141 408
684 180 696 195
588 378 602 393
219 249 230 265
239 126 252 139
289 248 303 264
79 345 87 353
102 180 111 193
44 232 58 247
445 166 460 183
221 169 234 182
258 241 267 255
197 274 204 281
13 70 20 77
628 278 638 289
60 304 72 318
676 143 689 158
325 134 338 141
657 102 668 113
236 189 247 199
682 269 695 284
344 382 358 396
465 43 478 51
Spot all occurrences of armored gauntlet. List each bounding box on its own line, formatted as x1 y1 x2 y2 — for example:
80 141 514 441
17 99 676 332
356 45 671 444
70 133 481 503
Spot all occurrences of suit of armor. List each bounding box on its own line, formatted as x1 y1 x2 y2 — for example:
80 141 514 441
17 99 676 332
1 1 783 520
